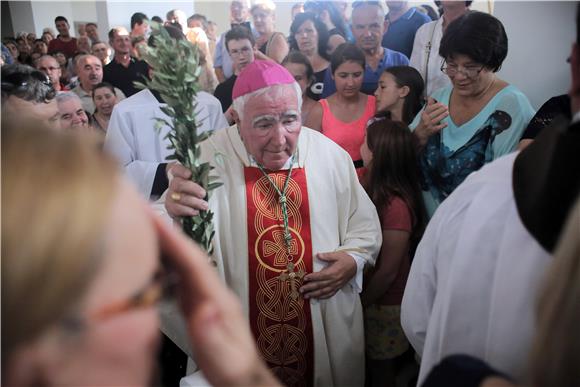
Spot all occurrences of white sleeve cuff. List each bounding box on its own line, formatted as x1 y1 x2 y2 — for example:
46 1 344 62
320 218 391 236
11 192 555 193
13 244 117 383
348 252 366 293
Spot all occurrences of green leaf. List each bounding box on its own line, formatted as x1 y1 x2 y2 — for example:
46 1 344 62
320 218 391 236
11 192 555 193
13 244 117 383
207 182 223 191
139 21 221 254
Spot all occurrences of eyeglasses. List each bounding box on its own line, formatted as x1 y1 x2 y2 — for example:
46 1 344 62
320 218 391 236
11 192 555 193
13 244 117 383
440 61 485 79
93 269 178 320
61 268 179 331
229 46 252 57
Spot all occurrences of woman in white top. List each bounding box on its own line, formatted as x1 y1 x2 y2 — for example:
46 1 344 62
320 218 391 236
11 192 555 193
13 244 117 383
410 1 472 97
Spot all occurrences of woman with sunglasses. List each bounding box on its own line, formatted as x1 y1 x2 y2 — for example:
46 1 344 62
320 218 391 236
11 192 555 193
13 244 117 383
411 11 535 217
1 120 279 387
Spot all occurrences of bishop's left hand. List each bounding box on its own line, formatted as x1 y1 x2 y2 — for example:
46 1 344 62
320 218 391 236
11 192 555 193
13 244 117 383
300 252 357 299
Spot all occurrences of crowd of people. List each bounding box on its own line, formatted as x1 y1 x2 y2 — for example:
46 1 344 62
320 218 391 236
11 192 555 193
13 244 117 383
2 1 579 387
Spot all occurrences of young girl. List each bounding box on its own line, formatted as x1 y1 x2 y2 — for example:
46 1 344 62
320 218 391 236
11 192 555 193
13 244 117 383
282 51 319 123
374 66 425 124
306 43 376 177
360 117 427 387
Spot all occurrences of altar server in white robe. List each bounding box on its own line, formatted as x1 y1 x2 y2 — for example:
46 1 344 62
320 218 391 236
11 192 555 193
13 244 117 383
104 88 227 200
164 60 382 386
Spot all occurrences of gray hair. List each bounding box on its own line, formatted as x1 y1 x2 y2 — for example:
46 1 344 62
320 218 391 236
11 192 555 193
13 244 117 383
232 82 303 121
74 54 100 71
1 64 56 104
56 91 82 106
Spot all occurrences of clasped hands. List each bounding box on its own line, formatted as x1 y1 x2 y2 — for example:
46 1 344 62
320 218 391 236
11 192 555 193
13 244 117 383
165 163 358 300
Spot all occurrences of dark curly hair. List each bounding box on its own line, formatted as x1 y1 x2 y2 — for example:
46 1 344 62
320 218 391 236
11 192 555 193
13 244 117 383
288 12 330 60
439 11 508 72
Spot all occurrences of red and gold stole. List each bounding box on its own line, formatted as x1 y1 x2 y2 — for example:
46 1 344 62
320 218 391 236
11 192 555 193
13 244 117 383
244 166 314 387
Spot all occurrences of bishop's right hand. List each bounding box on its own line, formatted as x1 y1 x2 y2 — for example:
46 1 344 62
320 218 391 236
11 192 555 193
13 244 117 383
165 163 209 218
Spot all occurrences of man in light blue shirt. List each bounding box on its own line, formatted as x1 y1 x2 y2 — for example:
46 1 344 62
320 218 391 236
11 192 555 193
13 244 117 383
321 1 408 97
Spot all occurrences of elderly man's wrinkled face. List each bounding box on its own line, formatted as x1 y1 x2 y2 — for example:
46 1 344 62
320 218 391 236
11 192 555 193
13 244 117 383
36 56 61 88
237 84 301 170
77 55 103 90
58 98 89 130
351 4 385 51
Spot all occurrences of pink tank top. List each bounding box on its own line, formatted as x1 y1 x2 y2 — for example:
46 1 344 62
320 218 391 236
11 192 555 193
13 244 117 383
320 95 376 169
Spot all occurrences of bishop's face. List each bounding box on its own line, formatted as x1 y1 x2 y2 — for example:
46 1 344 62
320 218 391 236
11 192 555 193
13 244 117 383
237 84 302 171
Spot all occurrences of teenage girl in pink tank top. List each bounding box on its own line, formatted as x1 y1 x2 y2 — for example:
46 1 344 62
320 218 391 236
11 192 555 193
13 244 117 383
305 44 376 176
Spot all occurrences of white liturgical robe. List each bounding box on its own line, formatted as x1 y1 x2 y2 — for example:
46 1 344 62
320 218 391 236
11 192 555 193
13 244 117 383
104 89 228 198
173 125 382 386
401 153 552 385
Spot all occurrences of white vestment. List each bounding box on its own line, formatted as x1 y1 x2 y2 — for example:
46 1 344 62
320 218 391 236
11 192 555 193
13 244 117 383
401 153 552 385
179 125 382 386
409 18 450 97
103 89 228 198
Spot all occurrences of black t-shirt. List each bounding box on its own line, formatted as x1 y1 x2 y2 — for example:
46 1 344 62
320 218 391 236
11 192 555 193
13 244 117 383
306 68 328 101
103 57 149 97
214 75 237 113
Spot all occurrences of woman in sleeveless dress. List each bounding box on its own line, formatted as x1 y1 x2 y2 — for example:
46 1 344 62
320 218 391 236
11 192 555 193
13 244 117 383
251 0 289 63
306 43 376 177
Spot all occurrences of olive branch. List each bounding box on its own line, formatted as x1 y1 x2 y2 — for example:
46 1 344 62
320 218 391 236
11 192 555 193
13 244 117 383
135 23 221 254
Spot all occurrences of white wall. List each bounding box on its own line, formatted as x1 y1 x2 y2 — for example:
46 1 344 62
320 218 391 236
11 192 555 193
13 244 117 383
26 1 195 40
9 1 38 36
29 2 90 37
105 1 195 32
494 1 574 109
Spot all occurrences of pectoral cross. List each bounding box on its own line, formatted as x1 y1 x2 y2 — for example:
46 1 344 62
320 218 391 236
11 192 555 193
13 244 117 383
279 261 305 300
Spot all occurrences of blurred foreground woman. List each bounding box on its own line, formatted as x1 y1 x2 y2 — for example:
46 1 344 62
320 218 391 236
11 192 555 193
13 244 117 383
1 120 278 386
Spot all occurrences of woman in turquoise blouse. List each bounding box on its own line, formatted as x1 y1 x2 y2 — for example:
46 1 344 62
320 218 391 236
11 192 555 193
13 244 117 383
411 11 535 216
